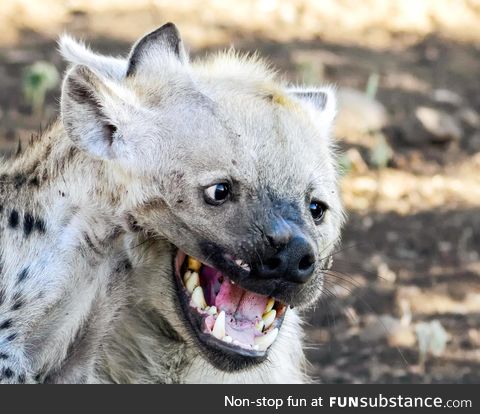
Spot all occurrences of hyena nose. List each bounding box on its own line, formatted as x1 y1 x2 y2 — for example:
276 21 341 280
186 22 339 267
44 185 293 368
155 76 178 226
256 234 316 284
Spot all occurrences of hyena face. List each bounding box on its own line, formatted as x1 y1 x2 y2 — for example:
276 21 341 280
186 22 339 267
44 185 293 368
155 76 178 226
60 24 344 371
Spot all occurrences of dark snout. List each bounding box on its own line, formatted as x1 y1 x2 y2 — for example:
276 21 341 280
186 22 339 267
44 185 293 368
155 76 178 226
252 218 316 284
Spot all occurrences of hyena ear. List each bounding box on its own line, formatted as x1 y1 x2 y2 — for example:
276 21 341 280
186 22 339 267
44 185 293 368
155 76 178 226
61 65 129 160
289 87 337 126
59 34 127 80
126 23 187 77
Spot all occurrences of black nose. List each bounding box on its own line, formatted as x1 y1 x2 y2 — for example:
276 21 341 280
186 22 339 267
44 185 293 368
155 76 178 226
255 225 316 284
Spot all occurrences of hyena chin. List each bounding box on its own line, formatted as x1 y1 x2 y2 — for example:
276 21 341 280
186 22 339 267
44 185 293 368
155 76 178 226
0 23 344 383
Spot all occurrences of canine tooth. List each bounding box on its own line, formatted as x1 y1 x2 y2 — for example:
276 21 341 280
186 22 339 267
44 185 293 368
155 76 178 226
253 344 260 351
187 257 202 272
265 297 275 313
183 270 192 283
191 286 207 309
254 328 279 351
235 259 243 266
185 272 200 294
223 335 233 343
255 319 265 332
212 311 226 339
262 309 276 329
207 305 217 315
241 263 251 271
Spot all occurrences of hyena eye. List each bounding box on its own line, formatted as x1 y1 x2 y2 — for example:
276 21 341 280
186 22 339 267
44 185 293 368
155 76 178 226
309 200 328 223
204 183 230 205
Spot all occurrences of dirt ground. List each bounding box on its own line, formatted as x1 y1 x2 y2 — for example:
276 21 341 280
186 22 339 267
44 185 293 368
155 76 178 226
1 1 479 383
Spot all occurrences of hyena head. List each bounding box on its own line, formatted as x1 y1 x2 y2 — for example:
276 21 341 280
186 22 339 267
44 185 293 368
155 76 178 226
60 24 344 371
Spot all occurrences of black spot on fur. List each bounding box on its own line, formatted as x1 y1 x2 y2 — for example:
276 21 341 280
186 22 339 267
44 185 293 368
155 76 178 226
0 204 3 213
35 218 46 233
11 300 23 311
23 213 35 236
13 173 26 189
0 319 12 330
0 352 8 360
84 234 101 255
2 367 13 379
18 268 29 283
8 210 19 228
29 176 40 187
17 373 25 383
6 333 17 342
114 259 132 274
12 299 23 311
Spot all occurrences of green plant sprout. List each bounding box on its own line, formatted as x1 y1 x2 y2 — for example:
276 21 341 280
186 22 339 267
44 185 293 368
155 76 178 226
23 61 59 116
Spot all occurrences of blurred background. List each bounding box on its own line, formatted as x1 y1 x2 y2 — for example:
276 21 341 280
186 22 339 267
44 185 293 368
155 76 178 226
1 0 479 383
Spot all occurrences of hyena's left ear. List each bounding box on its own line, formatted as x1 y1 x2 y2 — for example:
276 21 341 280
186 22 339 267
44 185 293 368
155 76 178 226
289 87 337 126
126 23 188 77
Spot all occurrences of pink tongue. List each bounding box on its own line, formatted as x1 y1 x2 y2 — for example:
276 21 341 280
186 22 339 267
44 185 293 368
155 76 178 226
215 279 268 321
201 264 269 346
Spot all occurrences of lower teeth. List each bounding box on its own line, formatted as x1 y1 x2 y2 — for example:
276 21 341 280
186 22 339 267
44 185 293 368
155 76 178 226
212 310 226 339
182 255 280 351
254 328 279 350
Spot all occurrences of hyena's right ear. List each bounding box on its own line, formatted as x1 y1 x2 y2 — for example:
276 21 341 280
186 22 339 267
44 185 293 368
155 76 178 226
126 23 188 77
60 64 135 160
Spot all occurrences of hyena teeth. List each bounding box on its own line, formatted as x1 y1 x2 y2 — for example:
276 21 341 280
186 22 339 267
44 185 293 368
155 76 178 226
191 286 207 309
212 311 226 339
262 309 276 329
255 319 265 332
185 271 200 294
254 328 279 351
265 297 275 313
207 305 217 315
252 344 260 351
183 270 192 283
241 263 251 271
187 257 202 272
222 335 233 343
234 258 250 271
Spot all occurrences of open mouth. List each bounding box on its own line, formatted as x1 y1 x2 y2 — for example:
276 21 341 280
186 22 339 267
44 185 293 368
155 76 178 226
175 250 287 362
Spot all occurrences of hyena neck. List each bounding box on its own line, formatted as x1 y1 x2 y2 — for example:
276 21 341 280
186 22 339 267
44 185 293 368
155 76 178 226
0 121 132 383
1 121 127 222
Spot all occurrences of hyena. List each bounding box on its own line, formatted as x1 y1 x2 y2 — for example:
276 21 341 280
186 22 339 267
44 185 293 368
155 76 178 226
0 23 344 383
